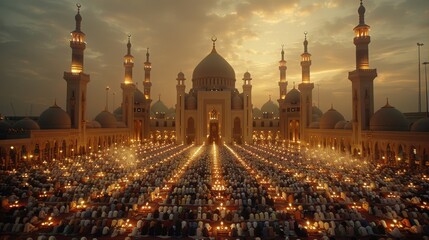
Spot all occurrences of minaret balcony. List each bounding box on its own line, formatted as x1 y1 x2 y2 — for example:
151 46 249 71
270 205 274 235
354 36 370 45
348 69 377 80
70 41 86 49
64 71 90 82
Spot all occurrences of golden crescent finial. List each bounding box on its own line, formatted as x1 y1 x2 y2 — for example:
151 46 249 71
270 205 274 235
211 36 217 43
128 34 131 38
76 3 81 10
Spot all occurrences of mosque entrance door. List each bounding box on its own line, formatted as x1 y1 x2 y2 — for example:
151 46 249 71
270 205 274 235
208 122 219 144
207 108 220 144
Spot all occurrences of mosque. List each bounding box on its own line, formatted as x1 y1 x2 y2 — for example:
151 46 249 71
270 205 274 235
0 1 428 169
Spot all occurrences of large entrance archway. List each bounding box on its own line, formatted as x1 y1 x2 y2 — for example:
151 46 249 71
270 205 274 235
207 109 220 144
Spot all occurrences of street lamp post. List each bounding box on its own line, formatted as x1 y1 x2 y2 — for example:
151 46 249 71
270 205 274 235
423 62 429 116
417 43 424 112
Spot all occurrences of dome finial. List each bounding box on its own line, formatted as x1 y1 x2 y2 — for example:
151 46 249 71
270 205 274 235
76 3 81 12
303 32 308 53
269 95 271 101
384 97 392 107
330 103 334 109
211 36 217 50
158 94 161 101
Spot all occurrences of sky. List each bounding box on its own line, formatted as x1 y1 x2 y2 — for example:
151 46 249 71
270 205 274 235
0 0 428 120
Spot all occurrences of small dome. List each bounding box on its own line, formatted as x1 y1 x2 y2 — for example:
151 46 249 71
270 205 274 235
370 102 409 131
95 110 117 128
39 104 71 129
319 106 345 129
232 93 243 110
261 98 279 116
344 121 352 129
312 106 323 117
309 121 320 129
113 107 122 121
134 89 146 104
411 117 429 132
335 120 347 129
167 107 176 118
186 94 197 110
0 120 12 132
312 114 321 122
86 120 101 128
177 71 185 80
253 108 262 118
312 106 323 122
243 71 251 79
151 99 169 115
285 88 300 105
14 117 40 130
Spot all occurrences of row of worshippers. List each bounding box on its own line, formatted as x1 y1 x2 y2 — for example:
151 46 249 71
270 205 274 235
0 143 195 238
236 143 429 238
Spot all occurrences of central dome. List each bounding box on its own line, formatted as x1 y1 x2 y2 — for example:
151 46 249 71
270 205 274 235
192 42 236 90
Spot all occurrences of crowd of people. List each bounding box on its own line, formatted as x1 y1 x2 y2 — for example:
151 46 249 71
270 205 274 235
0 141 428 240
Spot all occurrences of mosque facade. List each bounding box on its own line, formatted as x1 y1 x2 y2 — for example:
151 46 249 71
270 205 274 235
0 2 429 169
174 38 253 145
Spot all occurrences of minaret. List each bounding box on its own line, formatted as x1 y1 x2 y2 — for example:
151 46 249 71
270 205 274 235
348 0 377 155
142 48 152 139
278 45 288 99
242 71 253 143
298 32 314 133
64 4 90 130
278 46 288 140
121 35 136 132
143 48 152 101
175 72 186 144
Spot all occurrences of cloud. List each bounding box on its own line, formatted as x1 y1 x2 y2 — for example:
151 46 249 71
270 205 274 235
0 0 428 121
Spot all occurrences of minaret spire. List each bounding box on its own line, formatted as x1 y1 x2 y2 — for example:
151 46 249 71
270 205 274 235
123 34 134 84
75 4 82 31
281 44 285 61
146 48 150 62
358 0 366 25
303 32 308 53
127 34 131 55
